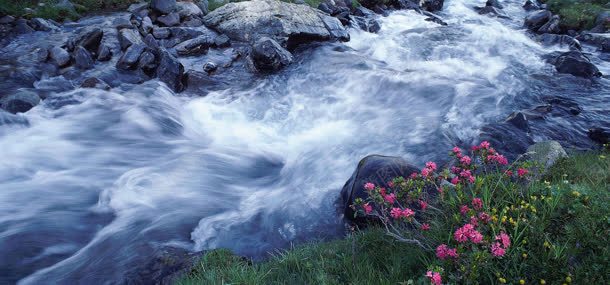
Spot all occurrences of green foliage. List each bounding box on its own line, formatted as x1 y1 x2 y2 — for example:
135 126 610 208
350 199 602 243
0 0 140 21
544 0 609 30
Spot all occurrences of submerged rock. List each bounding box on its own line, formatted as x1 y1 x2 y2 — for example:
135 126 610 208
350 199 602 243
97 44 112 61
538 15 560 34
588 127 610 145
0 90 41 114
31 18 58 31
523 0 540 11
418 0 444 12
251 37 294 72
538 34 581 50
203 0 349 48
552 51 601 78
477 6 510 19
68 28 104 53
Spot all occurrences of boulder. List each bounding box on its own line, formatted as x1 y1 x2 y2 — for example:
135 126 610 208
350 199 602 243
144 33 160 49
177 1 204 19
49 47 71 67
157 50 185 92
538 34 581 50
486 0 503 9
114 17 134 29
480 121 533 161
68 28 103 53
14 19 35 34
175 35 214 56
340 155 420 225
203 62 218 73
157 12 181 27
118 28 144 50
183 18 204 27
116 44 146 70
353 6 376 18
0 15 15 24
251 37 294 72
153 27 171 39
203 0 349 48
162 26 216 47
151 0 177 14
505 111 529 132
0 90 41 114
526 141 567 171
34 47 49 62
128 2 149 13
74 46 94 69
141 16 154 34
30 18 58 31
214 34 231 47
81 77 111 90
138 50 158 71
97 44 112 61
588 127 610 145
525 10 552 31
576 33 610 53
196 0 209 15
350 16 381 33
553 51 601 78
423 11 448 25
523 0 540 11
538 15 560 34
477 6 510 19
418 0 444 12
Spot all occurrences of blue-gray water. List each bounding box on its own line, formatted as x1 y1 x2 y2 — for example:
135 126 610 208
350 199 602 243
1 0 609 283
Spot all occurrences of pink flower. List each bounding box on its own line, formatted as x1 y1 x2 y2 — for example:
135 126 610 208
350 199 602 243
426 271 442 285
421 167 431 178
410 172 418 179
470 216 478 226
471 145 480 151
496 232 511 248
363 203 372 214
505 170 513 176
383 193 396 204
450 166 460 174
379 188 386 196
454 223 481 244
425 161 437 171
402 208 415 218
459 169 472 178
452 146 461 154
364 182 375 191
460 155 472 166
419 200 428 211
436 244 459 260
480 141 490 149
390 207 403 219
472 198 483 210
451 176 460 185
421 223 430 231
469 230 483 243
517 168 529 177
454 226 469 243
460 205 471 215
491 242 506 257
387 181 395 188
478 212 491 223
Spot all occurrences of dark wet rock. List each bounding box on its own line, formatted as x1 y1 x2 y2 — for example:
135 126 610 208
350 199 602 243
138 50 158 72
577 33 610 53
116 44 146 70
81 77 111 90
214 34 231 47
538 15 560 34
251 37 294 72
480 121 533 160
0 15 15 24
144 34 160 50
486 0 503 9
593 11 610 32
74 46 94 70
506 111 529 132
114 17 134 30
31 18 58 31
196 0 209 15
419 0 444 12
351 16 382 32
203 62 217 73
157 50 185 92
476 6 510 19
68 28 103 54
538 33 581 50
340 155 420 225
56 0 76 11
525 10 552 31
175 35 214 56
153 27 171 39
203 0 349 47
588 127 610 145
177 1 204 19
162 26 213 47
34 47 49 62
49 47 71 67
526 141 567 171
394 0 423 12
128 2 149 14
157 12 181 27
353 6 376 18
151 0 177 14
141 16 154 34
523 0 540 11
97 44 112 61
119 28 144 50
183 18 204 27
424 11 448 25
0 90 41 114
14 19 35 34
552 51 601 78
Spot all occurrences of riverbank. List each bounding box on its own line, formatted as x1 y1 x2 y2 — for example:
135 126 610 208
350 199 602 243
179 148 609 284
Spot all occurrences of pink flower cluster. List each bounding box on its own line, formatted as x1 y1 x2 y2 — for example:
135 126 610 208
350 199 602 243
426 271 442 285
363 203 372 214
454 223 483 244
490 232 511 257
517 168 529 177
487 153 508 165
364 182 375 191
390 207 414 219
436 244 458 260
472 198 482 210
421 161 437 178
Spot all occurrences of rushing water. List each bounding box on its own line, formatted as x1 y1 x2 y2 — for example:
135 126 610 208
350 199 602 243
1 0 609 283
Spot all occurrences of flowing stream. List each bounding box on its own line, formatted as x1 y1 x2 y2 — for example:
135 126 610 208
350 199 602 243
1 0 609 283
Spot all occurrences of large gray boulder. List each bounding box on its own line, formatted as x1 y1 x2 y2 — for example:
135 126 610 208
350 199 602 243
203 0 349 48
74 46 94 69
525 10 552 31
0 90 41 114
151 0 177 14
116 44 146 70
553 51 602 78
68 28 104 53
526 141 567 171
251 37 294 72
118 29 144 50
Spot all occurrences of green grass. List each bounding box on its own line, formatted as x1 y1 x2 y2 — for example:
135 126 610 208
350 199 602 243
0 0 141 21
178 149 609 284
544 0 610 30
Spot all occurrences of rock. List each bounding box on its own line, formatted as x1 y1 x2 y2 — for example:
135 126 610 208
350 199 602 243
538 34 581 50
183 18 204 27
588 127 610 145
525 10 552 31
116 44 146 70
153 27 171 39
118 28 144 50
30 18 58 31
214 34 231 47
69 28 103 53
595 11 610 31
505 111 529 132
127 2 149 13
553 51 601 78
423 11 448 25
418 0 444 12
0 15 15 24
74 46 94 69
97 44 112 61
0 90 41 114
394 0 422 12
538 15 560 34
486 0 503 9
157 50 185 92
138 50 158 71
353 6 376 18
125 247 204 285
177 1 203 19
14 19 35 34
203 0 349 48
114 17 134 30
196 0 209 15
251 37 294 72
49 47 71 67
576 33 610 53
144 33 160 50
34 47 49 62
523 0 540 11
526 141 567 171
340 155 420 225
480 121 533 160
151 0 177 14
141 16 154 34
157 12 180 27
81 77 111 90
476 6 510 19
203 62 217 73
175 35 214 56
162 26 215 47
351 16 381 33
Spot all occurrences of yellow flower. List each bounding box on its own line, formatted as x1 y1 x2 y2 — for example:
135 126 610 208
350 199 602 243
498 277 506 283
522 253 528 258
566 276 572 283
502 216 507 223
572 191 581 197
540 279 546 284
519 280 525 285
600 155 606 159
544 241 551 248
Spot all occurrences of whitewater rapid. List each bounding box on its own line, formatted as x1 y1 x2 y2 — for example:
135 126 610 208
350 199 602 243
1 0 609 283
